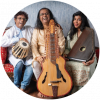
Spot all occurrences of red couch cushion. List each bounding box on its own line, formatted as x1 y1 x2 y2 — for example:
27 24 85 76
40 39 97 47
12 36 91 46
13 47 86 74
1 28 14 77
1 31 8 64
3 63 14 73
1 47 7 64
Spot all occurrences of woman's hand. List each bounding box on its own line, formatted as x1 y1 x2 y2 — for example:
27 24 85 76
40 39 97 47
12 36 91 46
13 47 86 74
82 57 95 66
20 38 29 43
37 56 45 64
63 54 69 61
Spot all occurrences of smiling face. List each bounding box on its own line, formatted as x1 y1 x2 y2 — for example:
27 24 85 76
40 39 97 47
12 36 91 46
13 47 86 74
14 15 27 29
39 9 50 26
73 15 82 29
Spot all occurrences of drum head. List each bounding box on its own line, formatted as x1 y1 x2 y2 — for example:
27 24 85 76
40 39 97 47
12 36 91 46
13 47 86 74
19 40 29 49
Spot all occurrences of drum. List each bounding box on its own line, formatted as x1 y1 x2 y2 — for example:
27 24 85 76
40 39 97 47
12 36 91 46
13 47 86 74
12 40 30 59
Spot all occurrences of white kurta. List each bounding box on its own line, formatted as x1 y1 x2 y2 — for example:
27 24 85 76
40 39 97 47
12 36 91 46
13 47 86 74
0 25 34 67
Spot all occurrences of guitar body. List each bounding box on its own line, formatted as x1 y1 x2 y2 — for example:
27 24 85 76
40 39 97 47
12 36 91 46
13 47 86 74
37 56 72 97
37 19 72 97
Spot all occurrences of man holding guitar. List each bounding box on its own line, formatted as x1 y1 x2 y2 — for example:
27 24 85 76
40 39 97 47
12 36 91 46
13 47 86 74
31 8 72 98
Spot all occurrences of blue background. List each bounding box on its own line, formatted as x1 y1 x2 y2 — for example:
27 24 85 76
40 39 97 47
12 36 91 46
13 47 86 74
7 1 99 47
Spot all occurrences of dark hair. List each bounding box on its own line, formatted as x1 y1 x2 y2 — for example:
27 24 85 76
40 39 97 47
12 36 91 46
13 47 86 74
69 11 90 40
35 7 58 29
14 11 28 21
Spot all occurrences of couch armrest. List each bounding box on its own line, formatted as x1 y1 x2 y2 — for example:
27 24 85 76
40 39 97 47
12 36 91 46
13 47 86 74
0 47 7 64
0 31 7 64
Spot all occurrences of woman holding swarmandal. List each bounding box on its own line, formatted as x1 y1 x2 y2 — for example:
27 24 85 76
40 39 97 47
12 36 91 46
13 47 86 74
63 11 97 94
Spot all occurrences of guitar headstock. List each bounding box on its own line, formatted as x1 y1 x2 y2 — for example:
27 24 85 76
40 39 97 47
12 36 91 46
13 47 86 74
49 19 55 34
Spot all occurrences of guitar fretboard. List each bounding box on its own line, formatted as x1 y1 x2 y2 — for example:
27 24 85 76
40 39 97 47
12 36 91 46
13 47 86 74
46 20 59 65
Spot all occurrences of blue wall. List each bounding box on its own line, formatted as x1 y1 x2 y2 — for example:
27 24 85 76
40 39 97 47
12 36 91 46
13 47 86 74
7 1 99 47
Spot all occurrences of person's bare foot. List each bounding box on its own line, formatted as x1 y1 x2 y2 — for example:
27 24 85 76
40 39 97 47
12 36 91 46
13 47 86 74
37 92 47 98
20 88 24 91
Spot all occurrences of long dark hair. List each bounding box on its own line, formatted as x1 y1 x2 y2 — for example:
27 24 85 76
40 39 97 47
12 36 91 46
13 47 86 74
69 11 90 40
35 7 58 29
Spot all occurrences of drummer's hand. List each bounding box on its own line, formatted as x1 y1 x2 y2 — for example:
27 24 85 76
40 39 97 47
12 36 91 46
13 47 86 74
63 54 69 61
37 56 45 64
82 57 95 66
20 38 29 43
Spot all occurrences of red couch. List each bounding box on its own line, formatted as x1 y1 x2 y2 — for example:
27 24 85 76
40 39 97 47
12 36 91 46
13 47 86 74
1 27 14 77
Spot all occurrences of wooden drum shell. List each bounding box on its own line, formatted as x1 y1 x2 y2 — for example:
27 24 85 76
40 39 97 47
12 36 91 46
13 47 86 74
12 40 30 59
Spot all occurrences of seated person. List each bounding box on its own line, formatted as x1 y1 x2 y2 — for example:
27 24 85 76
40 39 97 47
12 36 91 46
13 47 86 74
31 8 65 98
1 11 34 92
63 11 97 94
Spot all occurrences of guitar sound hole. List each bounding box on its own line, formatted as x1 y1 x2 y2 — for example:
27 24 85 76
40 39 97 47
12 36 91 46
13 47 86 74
80 46 86 52
56 64 66 82
42 72 48 84
61 74 66 82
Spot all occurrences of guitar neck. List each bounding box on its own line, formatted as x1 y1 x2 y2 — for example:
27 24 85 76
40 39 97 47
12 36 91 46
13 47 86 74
46 20 59 65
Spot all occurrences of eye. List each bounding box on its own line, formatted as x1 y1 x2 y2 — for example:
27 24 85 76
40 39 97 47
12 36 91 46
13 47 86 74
78 18 81 21
24 18 27 21
74 18 76 21
40 13 44 16
46 13 49 15
19 17 21 20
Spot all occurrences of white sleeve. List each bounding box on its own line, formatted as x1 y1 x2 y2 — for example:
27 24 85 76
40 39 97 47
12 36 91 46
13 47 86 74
0 29 19 47
28 26 34 35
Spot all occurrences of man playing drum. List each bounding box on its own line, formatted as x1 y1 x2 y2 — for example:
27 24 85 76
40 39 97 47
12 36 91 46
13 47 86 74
1 11 34 92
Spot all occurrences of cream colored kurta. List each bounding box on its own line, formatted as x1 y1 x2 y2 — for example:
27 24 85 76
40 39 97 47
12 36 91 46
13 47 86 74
31 27 65 67
64 30 97 86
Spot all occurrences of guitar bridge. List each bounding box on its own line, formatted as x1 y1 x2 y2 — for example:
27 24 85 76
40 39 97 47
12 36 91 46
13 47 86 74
50 80 61 83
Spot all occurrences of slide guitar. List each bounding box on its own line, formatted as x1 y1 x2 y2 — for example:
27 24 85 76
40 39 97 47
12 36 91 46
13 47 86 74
37 19 72 97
